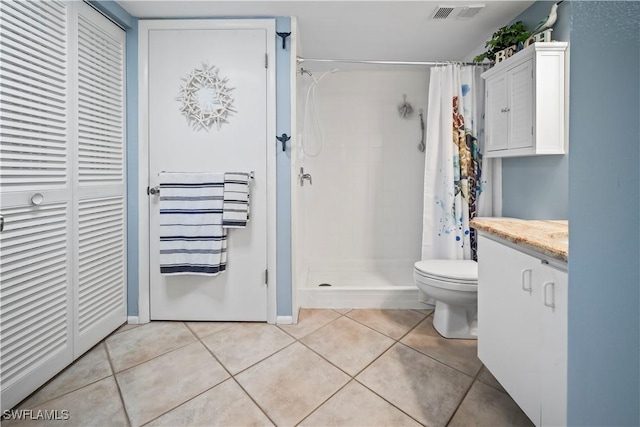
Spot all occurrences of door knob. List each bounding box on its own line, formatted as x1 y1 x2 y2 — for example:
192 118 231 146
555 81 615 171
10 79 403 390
31 193 44 205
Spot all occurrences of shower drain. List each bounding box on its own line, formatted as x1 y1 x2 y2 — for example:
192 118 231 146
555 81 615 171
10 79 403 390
318 283 332 287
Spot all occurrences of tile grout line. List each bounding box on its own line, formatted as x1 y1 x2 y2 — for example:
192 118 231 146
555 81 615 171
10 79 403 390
135 322 238 427
11 340 113 411
292 312 429 426
197 326 280 427
107 322 200 375
444 363 484 427
104 341 134 427
352 377 427 426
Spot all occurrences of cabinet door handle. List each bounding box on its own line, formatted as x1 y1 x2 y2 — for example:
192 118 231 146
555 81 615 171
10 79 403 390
521 269 532 292
500 107 511 113
543 282 555 308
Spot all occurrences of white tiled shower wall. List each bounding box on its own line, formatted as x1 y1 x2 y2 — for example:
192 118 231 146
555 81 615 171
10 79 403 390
296 70 429 273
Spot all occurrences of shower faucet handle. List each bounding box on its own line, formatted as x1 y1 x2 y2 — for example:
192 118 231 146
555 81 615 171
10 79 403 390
299 167 313 186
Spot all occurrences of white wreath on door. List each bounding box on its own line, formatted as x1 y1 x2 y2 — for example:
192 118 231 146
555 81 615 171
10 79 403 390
177 63 235 131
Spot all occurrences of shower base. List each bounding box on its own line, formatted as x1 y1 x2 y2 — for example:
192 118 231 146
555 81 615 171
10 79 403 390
298 263 431 310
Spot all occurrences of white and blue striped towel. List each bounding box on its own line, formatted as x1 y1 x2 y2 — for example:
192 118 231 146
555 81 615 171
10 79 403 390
222 172 250 228
158 172 227 276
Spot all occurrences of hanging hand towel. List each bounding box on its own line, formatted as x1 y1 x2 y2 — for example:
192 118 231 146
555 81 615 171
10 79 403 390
222 172 251 228
158 172 227 275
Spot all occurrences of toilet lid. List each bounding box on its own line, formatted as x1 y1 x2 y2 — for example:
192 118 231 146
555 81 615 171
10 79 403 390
414 260 478 282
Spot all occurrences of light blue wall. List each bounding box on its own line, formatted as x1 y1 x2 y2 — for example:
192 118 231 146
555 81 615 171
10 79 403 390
92 2 293 318
502 1 570 219
567 1 639 425
275 18 293 316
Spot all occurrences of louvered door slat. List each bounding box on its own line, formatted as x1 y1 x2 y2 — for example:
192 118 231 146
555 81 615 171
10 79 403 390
2 75 66 102
0 201 70 390
0 14 66 55
0 30 65 72
0 0 68 193
2 265 67 299
3 0 66 40
2 59 66 90
1 127 67 144
77 196 125 335
78 102 120 122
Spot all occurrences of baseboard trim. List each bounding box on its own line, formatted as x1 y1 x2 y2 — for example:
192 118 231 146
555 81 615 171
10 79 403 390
276 315 293 325
127 316 140 325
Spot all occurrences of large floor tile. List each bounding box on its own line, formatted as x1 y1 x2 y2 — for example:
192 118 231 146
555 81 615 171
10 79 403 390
301 316 394 376
21 343 112 408
300 381 421 427
146 378 273 427
448 380 534 427
106 321 196 372
116 341 229 426
357 343 473 427
400 316 482 376
201 323 294 374
185 321 237 339
477 365 506 392
278 309 340 339
236 342 350 426
347 309 428 340
5 377 127 427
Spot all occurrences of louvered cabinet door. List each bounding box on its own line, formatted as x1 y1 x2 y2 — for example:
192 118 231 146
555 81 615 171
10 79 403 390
73 3 126 356
0 0 74 411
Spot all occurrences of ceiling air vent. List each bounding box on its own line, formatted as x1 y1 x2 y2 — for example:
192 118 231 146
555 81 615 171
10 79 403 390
431 4 485 20
432 6 454 19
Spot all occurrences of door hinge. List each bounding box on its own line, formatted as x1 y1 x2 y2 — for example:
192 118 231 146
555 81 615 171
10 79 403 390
265 53 268 69
531 126 534 135
265 269 269 285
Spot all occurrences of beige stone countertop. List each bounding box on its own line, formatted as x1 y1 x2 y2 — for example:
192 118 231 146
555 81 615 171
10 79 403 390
470 217 568 263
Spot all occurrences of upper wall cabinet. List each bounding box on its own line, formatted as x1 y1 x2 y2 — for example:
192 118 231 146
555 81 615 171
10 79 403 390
482 42 568 158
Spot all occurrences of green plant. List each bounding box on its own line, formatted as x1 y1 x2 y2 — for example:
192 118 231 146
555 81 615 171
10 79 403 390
473 21 531 63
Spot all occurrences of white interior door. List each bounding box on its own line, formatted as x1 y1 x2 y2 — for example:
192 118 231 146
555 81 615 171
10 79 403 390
147 23 271 321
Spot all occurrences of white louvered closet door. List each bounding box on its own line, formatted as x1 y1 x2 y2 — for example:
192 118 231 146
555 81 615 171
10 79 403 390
0 0 74 411
73 2 126 357
0 1 126 410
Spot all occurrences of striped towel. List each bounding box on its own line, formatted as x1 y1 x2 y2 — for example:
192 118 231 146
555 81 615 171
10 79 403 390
222 172 250 229
158 172 227 276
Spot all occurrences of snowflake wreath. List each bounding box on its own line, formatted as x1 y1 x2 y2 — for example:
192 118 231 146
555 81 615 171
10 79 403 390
177 63 236 131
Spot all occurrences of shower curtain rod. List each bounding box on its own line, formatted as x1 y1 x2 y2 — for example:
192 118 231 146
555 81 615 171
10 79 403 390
296 57 486 67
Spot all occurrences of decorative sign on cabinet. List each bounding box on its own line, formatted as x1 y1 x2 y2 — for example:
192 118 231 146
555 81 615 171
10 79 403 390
482 42 568 158
477 235 567 427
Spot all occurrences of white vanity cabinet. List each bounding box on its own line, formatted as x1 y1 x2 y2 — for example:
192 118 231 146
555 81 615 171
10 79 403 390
477 235 567 427
482 42 568 158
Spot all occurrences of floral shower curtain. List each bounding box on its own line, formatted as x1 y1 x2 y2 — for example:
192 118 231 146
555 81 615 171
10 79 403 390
421 65 488 261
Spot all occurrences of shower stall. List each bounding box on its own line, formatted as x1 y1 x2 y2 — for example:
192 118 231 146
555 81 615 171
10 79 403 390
292 66 430 309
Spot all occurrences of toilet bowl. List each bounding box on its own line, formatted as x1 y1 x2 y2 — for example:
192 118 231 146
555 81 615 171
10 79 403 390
413 259 478 339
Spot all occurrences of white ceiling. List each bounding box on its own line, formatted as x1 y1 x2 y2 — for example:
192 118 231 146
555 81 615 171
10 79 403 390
117 1 534 67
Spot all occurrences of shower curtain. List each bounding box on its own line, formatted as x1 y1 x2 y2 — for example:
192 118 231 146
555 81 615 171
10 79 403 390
421 65 489 261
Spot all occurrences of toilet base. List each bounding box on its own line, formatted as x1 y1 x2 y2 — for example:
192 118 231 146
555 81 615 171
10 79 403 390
432 301 477 340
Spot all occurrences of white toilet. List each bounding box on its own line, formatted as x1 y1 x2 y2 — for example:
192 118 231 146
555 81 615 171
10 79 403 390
413 259 478 339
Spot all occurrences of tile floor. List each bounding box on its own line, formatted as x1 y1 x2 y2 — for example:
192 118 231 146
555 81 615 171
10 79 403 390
7 309 533 427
